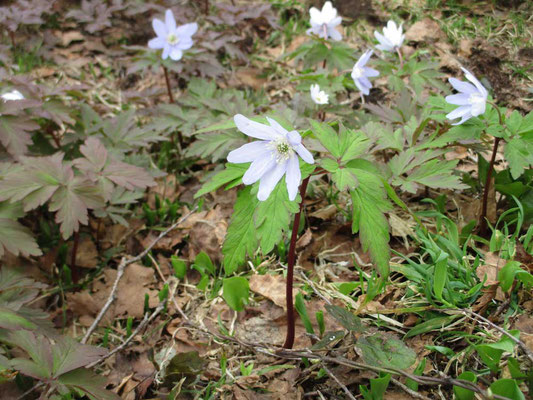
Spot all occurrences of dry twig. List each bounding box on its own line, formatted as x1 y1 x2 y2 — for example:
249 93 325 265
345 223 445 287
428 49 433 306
81 207 198 344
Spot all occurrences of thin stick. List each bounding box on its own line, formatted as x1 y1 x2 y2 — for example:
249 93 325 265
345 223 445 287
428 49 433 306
283 176 311 349
459 309 533 364
162 65 174 103
81 207 197 344
322 365 357 400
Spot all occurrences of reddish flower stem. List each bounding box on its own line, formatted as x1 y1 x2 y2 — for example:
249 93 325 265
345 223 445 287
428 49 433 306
162 66 184 147
163 66 174 103
479 137 501 236
396 47 403 69
283 176 310 349
71 231 80 283
479 102 504 236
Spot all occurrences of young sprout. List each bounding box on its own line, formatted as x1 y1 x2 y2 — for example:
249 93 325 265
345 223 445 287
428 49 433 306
1 90 24 101
445 67 488 125
351 50 379 96
374 20 405 52
306 1 342 41
310 84 329 105
148 9 198 61
228 114 314 201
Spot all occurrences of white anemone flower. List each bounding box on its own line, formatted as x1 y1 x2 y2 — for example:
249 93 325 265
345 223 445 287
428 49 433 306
445 67 488 125
228 114 314 201
148 9 198 61
1 90 24 101
374 20 405 52
310 84 329 105
351 50 379 96
306 1 342 41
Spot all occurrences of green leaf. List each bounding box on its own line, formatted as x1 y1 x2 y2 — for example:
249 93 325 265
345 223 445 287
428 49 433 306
433 253 448 303
0 218 42 257
453 371 477 400
325 304 365 332
310 120 341 158
294 293 314 335
0 306 37 330
194 251 215 276
505 136 533 179
222 276 249 312
489 379 525 400
363 373 391 400
357 333 416 370
195 163 248 198
222 187 258 275
349 166 391 279
0 113 39 157
255 180 299 254
405 315 460 338
498 261 533 292
58 368 121 400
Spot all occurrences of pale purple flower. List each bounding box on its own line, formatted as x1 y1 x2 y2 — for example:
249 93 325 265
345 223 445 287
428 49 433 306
351 50 379 96
306 1 342 41
1 90 24 101
310 84 329 105
374 20 405 52
445 67 488 125
148 9 198 61
228 114 314 201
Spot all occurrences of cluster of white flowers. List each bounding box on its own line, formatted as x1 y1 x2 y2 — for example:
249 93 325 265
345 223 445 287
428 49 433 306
148 5 489 202
306 2 487 126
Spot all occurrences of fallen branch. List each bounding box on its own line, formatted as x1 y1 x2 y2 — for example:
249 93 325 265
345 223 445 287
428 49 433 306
81 207 198 344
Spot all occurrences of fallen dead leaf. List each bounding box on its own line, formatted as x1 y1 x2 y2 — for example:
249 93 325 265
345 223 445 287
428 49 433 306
70 237 98 269
67 263 159 325
296 228 313 250
405 18 444 43
249 273 294 310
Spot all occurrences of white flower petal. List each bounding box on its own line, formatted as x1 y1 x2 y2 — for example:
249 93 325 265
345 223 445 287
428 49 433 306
461 67 488 97
470 99 486 117
285 156 301 201
452 111 473 125
295 143 314 164
152 18 167 37
374 31 394 51
446 105 471 121
234 114 277 141
363 67 379 77
357 49 373 67
176 38 194 50
321 1 337 22
309 7 323 25
227 141 270 163
1 90 24 101
257 161 287 201
165 9 176 32
243 153 276 185
448 78 477 94
266 117 288 137
169 48 183 61
177 22 198 38
328 27 342 41
148 37 165 49
445 93 470 106
162 44 171 59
